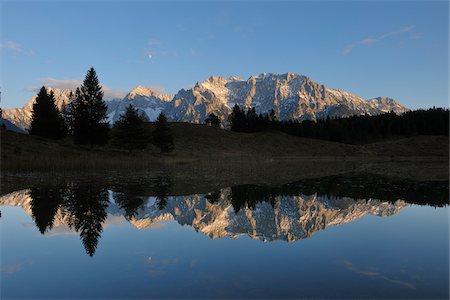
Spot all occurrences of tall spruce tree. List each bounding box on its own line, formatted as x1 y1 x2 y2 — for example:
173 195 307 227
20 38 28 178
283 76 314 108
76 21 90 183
112 104 150 151
229 104 244 131
29 87 66 139
152 113 174 153
73 68 109 146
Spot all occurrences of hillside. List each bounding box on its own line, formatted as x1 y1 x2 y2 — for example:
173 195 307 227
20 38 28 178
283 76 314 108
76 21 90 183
1 123 448 181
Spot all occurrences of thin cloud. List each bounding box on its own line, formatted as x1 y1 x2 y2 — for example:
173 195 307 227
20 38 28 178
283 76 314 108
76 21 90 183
147 49 178 57
1 41 23 52
102 86 127 100
343 26 414 55
25 78 126 100
42 78 81 90
1 40 34 56
2 264 23 274
344 260 416 290
146 39 178 58
147 39 164 47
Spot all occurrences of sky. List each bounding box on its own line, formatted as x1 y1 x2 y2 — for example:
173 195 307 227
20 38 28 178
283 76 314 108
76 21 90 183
1 0 448 109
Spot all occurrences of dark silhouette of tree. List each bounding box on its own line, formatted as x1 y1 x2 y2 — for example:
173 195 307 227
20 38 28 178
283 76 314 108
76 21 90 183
63 184 109 257
229 104 245 131
112 183 146 220
245 107 258 132
29 187 64 234
154 176 172 210
152 113 174 153
230 184 278 213
228 107 449 144
73 68 109 146
205 191 221 204
205 113 221 127
112 104 150 151
70 88 86 139
29 87 66 139
61 90 77 135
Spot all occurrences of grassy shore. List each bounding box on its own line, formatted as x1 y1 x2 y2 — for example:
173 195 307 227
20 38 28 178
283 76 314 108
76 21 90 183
1 123 448 182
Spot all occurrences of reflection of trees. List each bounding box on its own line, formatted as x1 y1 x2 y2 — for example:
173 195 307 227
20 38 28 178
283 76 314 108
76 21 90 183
29 183 109 257
227 174 449 212
111 176 172 215
291 174 449 206
112 184 146 220
29 187 64 234
154 177 172 210
24 172 448 257
205 191 221 204
230 185 278 212
62 184 109 257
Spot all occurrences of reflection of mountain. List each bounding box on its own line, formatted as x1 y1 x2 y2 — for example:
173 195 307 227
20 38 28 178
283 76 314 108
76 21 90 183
0 188 406 243
128 191 406 242
0 189 72 229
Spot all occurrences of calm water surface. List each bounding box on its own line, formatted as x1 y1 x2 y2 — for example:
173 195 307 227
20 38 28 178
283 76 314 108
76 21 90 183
1 175 448 299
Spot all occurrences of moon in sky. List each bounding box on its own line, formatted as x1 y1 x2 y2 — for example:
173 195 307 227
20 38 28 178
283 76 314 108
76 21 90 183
148 54 153 59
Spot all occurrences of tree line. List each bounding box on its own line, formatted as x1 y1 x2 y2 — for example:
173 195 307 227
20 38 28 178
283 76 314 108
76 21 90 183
29 67 174 153
28 67 448 149
227 104 449 144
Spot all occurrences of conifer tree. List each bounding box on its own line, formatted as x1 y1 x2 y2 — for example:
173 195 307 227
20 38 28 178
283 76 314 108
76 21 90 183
152 113 174 153
29 87 66 139
112 104 149 151
73 68 109 146
246 107 257 132
205 112 221 127
229 104 244 131
61 90 77 135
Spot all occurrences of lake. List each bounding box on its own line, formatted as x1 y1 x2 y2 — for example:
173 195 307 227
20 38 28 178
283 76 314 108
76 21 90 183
1 173 448 299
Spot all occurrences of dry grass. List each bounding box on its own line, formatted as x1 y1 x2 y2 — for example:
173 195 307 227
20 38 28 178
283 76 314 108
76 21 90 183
1 123 448 182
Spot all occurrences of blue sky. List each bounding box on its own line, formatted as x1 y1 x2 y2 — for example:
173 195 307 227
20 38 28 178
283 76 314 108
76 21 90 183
1 1 448 109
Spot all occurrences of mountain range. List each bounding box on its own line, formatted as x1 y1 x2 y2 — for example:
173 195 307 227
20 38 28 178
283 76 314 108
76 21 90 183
2 73 409 131
0 188 406 242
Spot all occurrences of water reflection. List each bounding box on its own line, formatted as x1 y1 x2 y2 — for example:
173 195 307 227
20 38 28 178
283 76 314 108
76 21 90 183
1 174 448 257
29 184 108 256
29 186 63 234
63 184 109 256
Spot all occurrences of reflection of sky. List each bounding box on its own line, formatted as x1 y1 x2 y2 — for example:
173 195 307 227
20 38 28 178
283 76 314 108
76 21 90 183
1 204 448 299
343 260 416 290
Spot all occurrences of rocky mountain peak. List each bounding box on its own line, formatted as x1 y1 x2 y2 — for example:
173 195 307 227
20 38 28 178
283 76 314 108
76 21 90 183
126 86 173 102
23 87 73 111
368 96 409 114
2 72 409 130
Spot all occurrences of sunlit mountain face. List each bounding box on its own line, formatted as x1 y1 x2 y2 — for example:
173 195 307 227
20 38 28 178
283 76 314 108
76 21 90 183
2 73 409 131
0 174 447 257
